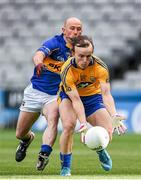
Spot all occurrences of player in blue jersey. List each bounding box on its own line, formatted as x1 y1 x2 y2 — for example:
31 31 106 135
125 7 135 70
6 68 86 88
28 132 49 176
15 17 82 171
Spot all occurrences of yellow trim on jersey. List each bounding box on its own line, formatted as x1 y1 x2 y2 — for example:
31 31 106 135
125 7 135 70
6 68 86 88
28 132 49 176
43 57 64 74
61 58 73 86
92 55 108 71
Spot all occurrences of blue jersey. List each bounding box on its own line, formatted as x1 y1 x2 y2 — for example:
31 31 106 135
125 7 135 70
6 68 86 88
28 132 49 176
31 34 72 95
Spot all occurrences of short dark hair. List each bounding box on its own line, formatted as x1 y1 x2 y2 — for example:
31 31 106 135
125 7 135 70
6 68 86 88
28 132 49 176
71 35 94 51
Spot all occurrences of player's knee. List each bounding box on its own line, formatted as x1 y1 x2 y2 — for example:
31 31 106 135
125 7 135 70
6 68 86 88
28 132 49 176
63 123 75 135
47 115 59 130
47 111 59 123
16 129 25 139
48 122 58 134
16 131 22 139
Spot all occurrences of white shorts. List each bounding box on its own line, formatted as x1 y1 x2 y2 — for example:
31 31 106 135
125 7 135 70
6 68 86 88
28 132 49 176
20 84 57 113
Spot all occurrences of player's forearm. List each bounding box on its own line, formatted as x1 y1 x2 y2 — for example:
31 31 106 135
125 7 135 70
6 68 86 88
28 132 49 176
32 51 45 66
102 93 117 116
72 99 87 124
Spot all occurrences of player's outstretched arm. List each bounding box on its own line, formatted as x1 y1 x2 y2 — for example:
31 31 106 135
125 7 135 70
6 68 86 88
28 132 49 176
32 51 47 77
100 82 127 135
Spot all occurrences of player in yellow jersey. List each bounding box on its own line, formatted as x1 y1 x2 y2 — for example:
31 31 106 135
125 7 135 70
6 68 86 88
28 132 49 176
58 35 126 176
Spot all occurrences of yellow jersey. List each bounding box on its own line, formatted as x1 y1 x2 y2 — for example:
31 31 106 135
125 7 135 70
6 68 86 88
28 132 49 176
60 55 109 96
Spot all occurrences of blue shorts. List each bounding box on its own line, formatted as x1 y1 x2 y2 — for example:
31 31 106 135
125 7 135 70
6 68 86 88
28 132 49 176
59 91 105 117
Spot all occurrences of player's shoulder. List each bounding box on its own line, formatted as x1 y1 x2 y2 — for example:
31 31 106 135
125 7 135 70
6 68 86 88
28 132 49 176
43 35 57 44
52 34 65 46
92 54 108 71
60 57 73 81
61 57 73 72
42 34 63 46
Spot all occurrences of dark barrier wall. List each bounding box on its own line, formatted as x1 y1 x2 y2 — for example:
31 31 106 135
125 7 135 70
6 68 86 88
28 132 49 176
0 89 141 133
112 90 141 134
0 90 20 128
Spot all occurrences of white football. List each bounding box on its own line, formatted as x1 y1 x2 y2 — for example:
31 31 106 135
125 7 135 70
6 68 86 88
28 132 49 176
85 126 109 151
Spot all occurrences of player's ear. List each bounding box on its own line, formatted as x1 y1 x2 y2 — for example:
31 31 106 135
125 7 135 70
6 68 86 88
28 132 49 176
62 27 65 35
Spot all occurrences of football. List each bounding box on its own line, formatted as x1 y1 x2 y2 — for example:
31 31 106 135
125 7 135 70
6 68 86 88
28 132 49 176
85 126 109 151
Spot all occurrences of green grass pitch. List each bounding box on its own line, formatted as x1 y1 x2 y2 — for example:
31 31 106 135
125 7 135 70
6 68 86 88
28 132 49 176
0 129 141 179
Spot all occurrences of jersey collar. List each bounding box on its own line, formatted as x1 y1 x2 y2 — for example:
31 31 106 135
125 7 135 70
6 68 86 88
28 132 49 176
62 34 73 49
71 56 94 68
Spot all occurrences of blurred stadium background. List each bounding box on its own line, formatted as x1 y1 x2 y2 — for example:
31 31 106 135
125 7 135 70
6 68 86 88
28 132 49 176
0 0 141 133
0 0 141 178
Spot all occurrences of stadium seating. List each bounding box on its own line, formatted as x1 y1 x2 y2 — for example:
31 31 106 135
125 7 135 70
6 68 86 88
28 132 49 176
0 0 141 89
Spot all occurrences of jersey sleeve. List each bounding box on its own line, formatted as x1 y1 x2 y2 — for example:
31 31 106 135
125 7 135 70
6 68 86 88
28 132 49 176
61 68 76 92
98 67 110 83
37 37 59 57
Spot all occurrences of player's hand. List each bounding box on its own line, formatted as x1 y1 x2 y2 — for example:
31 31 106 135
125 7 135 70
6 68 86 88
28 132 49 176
78 122 88 133
112 114 127 135
36 63 47 77
77 122 88 144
